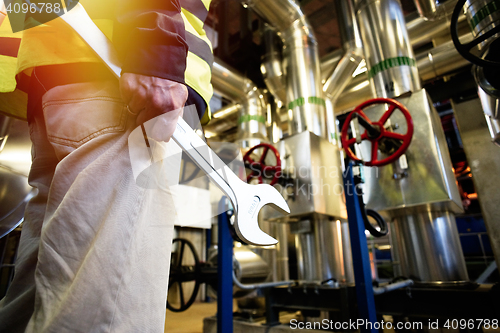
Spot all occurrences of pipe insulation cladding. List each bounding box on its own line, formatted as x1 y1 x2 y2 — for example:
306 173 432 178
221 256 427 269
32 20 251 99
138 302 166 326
355 0 422 98
242 0 326 138
211 59 268 147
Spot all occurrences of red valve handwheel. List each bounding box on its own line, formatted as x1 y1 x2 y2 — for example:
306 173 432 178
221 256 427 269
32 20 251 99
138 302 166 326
340 98 414 167
243 143 281 186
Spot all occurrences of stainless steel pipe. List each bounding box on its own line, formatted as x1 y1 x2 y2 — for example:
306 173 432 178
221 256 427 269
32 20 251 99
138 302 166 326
333 34 473 113
294 218 350 283
416 34 472 81
413 0 458 20
390 210 469 283
323 0 364 104
356 0 421 98
372 279 414 294
261 25 286 104
212 59 268 147
243 0 326 138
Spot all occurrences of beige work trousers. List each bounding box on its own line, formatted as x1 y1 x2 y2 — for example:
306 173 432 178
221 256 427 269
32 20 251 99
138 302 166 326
0 80 177 332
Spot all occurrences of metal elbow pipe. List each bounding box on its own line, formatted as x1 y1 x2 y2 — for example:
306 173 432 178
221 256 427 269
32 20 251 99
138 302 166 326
242 0 302 32
242 0 326 138
261 25 286 104
416 34 472 81
323 0 364 103
211 59 268 144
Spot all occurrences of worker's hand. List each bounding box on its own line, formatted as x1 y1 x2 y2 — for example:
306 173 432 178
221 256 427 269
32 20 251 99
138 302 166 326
120 73 188 142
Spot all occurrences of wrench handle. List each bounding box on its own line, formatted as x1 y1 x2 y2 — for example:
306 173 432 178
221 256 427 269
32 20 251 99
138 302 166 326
60 4 242 209
172 118 240 208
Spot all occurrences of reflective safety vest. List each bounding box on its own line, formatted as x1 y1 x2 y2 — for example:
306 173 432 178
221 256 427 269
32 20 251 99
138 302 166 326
0 0 213 124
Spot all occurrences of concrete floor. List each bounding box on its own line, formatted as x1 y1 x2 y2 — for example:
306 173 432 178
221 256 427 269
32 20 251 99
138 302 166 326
164 302 218 333
163 301 323 333
164 301 500 333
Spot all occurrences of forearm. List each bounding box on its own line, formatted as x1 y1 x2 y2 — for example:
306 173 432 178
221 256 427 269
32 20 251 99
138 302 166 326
114 0 188 84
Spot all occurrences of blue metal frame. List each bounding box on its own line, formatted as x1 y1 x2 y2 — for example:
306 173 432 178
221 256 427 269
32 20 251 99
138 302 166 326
343 162 378 333
217 198 233 333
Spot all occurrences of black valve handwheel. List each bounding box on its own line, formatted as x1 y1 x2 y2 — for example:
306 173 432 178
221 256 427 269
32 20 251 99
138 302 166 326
167 238 201 312
451 0 500 68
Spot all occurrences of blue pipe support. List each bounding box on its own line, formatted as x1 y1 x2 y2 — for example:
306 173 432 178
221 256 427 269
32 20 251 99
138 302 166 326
343 162 378 332
217 198 234 333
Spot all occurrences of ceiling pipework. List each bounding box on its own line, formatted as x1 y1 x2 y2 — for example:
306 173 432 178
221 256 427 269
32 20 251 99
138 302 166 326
242 0 326 138
332 33 472 113
322 0 364 107
211 59 268 148
356 0 422 99
261 25 287 105
413 0 458 20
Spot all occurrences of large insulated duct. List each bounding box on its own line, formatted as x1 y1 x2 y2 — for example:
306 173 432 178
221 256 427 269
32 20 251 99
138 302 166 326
261 25 287 105
242 0 326 138
416 34 472 81
333 35 472 112
323 0 364 104
320 49 344 83
319 9 469 77
211 59 268 148
407 10 468 47
356 0 421 99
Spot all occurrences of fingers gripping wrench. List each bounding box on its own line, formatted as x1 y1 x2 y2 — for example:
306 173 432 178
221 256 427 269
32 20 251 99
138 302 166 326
59 4 289 245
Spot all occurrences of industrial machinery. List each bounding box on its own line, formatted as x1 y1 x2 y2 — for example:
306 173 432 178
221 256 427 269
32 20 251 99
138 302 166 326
205 0 500 328
2 0 500 331
166 237 271 312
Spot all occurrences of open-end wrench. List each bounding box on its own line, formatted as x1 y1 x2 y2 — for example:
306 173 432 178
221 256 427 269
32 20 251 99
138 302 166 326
59 4 289 245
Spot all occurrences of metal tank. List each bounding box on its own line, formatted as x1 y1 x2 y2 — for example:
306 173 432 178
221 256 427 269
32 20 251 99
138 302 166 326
354 0 469 283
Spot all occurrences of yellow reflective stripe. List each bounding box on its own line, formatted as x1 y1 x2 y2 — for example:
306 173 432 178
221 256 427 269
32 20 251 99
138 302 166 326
0 55 17 92
200 0 210 10
180 0 208 22
185 51 213 123
16 17 101 74
181 10 212 49
0 88 27 120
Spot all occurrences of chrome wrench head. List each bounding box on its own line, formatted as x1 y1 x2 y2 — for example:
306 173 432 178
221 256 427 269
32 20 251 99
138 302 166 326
231 183 290 246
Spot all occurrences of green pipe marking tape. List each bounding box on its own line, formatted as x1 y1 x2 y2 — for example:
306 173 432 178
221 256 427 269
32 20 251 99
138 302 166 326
469 0 500 32
287 96 326 110
238 114 266 124
367 56 417 79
